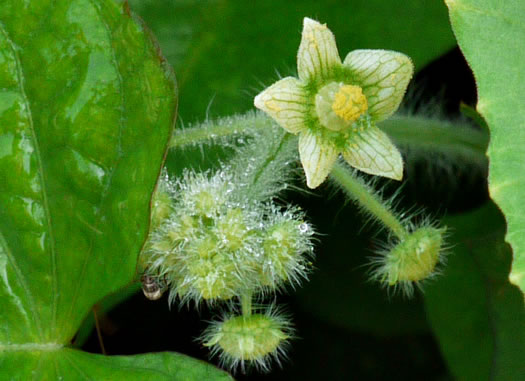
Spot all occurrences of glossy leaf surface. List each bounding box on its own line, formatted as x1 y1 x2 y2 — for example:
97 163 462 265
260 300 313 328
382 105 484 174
0 349 232 380
0 0 227 379
424 203 525 380
446 0 525 294
0 0 176 345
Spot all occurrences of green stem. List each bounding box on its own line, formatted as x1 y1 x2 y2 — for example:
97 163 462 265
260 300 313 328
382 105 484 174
241 291 252 317
330 162 407 239
251 133 292 187
171 112 488 169
379 115 489 166
170 112 270 149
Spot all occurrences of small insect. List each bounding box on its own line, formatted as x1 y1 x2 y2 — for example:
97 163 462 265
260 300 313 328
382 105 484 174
141 274 165 301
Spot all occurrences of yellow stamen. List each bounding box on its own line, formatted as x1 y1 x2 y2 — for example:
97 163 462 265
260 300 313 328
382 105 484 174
331 85 368 123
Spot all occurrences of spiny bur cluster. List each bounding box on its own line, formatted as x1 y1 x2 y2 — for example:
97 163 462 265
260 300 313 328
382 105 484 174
140 123 313 372
145 169 313 305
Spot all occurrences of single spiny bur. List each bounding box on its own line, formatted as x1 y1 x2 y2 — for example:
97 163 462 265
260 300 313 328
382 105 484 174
258 213 313 288
371 226 446 296
202 308 292 372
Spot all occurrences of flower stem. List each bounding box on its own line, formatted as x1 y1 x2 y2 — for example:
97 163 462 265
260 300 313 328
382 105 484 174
379 115 488 167
170 112 271 149
241 291 253 317
250 133 293 187
170 112 488 168
330 162 408 239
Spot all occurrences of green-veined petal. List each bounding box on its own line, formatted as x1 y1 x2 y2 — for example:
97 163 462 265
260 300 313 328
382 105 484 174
343 125 403 180
297 17 342 83
254 77 308 134
298 129 338 188
343 50 413 122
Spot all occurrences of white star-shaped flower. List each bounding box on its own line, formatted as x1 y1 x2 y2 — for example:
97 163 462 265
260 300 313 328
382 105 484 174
254 17 414 188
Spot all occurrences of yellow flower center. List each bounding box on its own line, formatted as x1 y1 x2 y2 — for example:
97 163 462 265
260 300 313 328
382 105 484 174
331 85 368 123
315 82 368 131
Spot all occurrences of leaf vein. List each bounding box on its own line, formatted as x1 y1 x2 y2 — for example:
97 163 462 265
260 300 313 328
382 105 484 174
0 23 48 342
64 0 126 338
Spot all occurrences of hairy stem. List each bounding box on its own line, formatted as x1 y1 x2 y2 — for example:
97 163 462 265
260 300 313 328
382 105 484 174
170 113 489 171
251 133 293 187
380 115 489 166
241 291 253 317
170 112 270 149
93 305 107 355
330 163 407 239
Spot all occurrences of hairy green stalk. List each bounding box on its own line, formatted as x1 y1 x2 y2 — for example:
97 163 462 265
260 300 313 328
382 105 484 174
330 163 408 239
170 112 271 149
169 113 489 172
380 115 489 166
225 121 298 203
250 133 293 188
241 292 253 317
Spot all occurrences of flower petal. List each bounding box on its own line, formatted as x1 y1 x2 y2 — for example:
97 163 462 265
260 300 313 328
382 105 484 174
297 17 342 83
254 77 309 134
343 126 403 180
343 50 413 122
298 130 338 188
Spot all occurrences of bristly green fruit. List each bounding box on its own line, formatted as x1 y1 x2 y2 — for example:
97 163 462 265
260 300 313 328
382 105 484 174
371 226 446 297
259 210 314 288
202 307 293 373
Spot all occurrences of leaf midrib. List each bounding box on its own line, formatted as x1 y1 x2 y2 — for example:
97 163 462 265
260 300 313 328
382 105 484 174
0 343 63 352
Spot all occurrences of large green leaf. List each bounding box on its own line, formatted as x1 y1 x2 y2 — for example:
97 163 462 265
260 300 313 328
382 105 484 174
0 349 232 380
0 0 228 378
128 0 456 122
0 0 174 345
424 203 525 380
445 0 525 294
